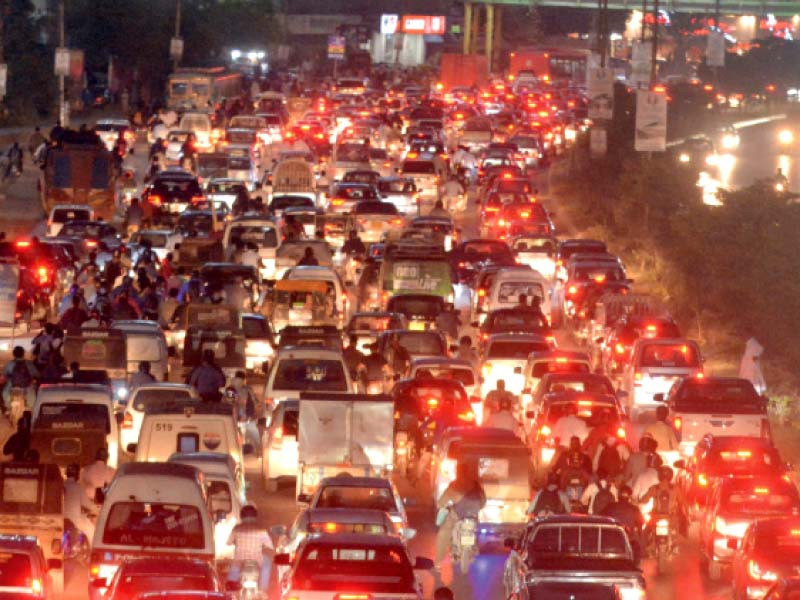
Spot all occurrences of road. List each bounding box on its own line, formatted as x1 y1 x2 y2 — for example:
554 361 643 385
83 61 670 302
0 115 787 600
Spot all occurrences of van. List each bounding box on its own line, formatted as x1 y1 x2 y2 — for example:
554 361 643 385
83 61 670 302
121 383 199 456
222 217 280 281
522 350 592 411
178 111 214 151
47 204 95 237
62 328 127 405
331 142 371 182
283 265 350 329
133 402 252 469
399 156 440 207
270 158 316 204
88 462 214 599
112 320 169 386
265 347 354 406
486 268 552 321
33 383 119 469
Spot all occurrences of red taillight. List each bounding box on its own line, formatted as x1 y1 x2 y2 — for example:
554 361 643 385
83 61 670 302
697 472 708 487
335 593 371 599
89 565 100 578
36 266 49 285
85 240 98 248
616 426 626 439
634 371 643 382
539 424 552 437
15 240 30 249
122 412 133 429
673 416 682 431
191 195 205 204
331 199 345 206
273 426 283 442
458 410 475 422
485 206 499 213
615 343 625 355
149 195 162 206
567 285 578 296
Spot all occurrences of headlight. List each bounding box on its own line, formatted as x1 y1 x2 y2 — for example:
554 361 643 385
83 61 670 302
721 133 739 150
779 129 794 145
116 387 129 400
705 154 719 166
678 153 690 163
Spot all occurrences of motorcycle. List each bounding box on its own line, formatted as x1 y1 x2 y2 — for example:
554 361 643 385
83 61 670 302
451 514 479 573
237 559 262 599
564 474 586 513
653 517 673 574
62 519 91 564
8 387 25 427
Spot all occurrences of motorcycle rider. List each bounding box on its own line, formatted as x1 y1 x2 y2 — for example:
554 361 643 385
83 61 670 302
643 405 679 455
528 471 569 516
623 435 658 486
81 447 116 503
2 346 38 415
580 468 618 514
342 230 366 256
188 349 226 402
428 199 450 218
343 334 367 383
455 335 479 369
551 402 589 445
483 396 522 438
65 463 97 546
553 435 592 489
435 461 486 570
639 466 679 553
632 452 664 515
226 504 274 594
484 379 516 419
601 484 645 559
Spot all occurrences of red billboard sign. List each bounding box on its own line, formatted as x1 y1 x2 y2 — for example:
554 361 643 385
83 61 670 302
401 15 446 35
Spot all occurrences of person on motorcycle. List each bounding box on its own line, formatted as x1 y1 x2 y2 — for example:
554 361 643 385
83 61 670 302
363 342 391 394
343 334 367 386
226 504 274 594
455 335 479 369
551 402 589 445
601 484 645 559
580 468 618 514
553 435 592 489
484 379 516 419
188 349 226 403
623 434 658 485
643 405 679 455
81 447 116 503
632 452 663 512
639 466 679 552
528 471 570 516
65 463 97 546
342 230 366 256
435 461 486 570
483 396 522 437
2 346 38 415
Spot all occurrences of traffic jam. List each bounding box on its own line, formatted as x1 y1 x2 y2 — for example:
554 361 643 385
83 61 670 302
0 44 790 600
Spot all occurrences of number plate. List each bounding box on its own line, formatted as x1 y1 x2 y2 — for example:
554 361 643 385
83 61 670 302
460 534 476 546
656 522 669 536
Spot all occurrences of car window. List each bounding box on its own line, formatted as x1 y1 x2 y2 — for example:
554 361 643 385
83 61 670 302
103 502 205 548
639 343 700 368
272 359 348 392
316 485 395 512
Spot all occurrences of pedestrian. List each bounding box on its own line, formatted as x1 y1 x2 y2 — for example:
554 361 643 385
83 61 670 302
81 447 116 501
3 414 31 461
59 295 89 332
188 349 226 402
27 127 45 158
739 337 766 394
126 198 143 238
5 142 22 178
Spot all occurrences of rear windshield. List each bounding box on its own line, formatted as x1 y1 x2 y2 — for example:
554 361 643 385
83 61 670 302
459 241 510 258
722 489 798 515
543 378 615 396
514 238 555 253
526 526 631 569
272 359 348 392
228 225 278 249
126 334 162 363
0 552 32 587
131 232 168 247
490 312 549 331
208 182 246 195
103 502 205 549
295 544 414 593
114 573 213 597
533 360 590 378
271 196 314 212
706 447 781 476
639 343 700 368
453 448 530 481
417 366 475 387
379 180 416 194
497 281 544 303
63 337 126 369
335 144 369 163
401 161 436 175
243 317 270 339
488 341 548 360
333 186 377 201
672 380 764 413
316 485 396 512
152 179 201 199
546 401 619 427
388 297 443 319
226 130 256 144
52 208 91 223
36 402 110 433
133 389 194 412
396 332 445 356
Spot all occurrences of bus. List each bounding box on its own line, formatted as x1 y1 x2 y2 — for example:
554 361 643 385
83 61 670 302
508 48 591 85
167 67 243 110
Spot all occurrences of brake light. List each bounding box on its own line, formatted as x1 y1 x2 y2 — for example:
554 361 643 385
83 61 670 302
616 426 626 439
122 412 133 429
191 195 205 204
555 357 568 364
482 364 492 376
427 397 439 408
615 343 625 354
593 274 606 283
29 579 42 595
85 240 98 248
539 424 552 437
673 416 682 431
149 195 162 206
458 410 475 422
15 240 30 249
697 472 708 487
274 426 283 441
754 486 769 495
545 335 556 345
748 559 778 581
36 266 49 285
331 199 345 206
335 594 371 600
520 210 530 218
478 288 487 297
567 285 578 296
90 565 100 577
485 206 499 213
323 522 338 533
634 371 643 381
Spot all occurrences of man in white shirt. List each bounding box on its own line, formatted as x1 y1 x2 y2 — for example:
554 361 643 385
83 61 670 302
81 447 116 501
551 403 589 446
65 464 97 543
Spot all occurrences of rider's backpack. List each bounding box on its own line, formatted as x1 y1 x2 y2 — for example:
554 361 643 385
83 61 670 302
593 485 615 514
598 443 623 477
9 360 32 388
534 488 565 516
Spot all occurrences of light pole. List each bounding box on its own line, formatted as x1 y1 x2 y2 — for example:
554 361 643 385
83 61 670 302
59 0 67 126
173 0 182 71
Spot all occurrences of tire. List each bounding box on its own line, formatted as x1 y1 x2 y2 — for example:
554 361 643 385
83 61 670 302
460 547 472 573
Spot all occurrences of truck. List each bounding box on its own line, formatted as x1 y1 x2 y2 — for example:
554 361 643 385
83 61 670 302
40 130 117 221
270 158 316 204
507 47 591 85
440 53 488 91
296 392 394 502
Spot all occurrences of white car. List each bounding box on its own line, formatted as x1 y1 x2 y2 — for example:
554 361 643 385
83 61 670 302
165 130 192 164
511 235 556 280
121 383 198 455
265 346 354 407
95 118 132 152
47 205 95 237
128 229 182 262
480 333 552 402
261 399 299 493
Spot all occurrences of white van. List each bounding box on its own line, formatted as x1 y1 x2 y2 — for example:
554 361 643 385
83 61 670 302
33 384 119 469
112 320 170 385
222 217 280 281
88 462 215 599
265 347 354 407
121 383 199 455
134 402 252 469
47 205 95 237
486 267 551 321
178 111 214 151
283 265 351 328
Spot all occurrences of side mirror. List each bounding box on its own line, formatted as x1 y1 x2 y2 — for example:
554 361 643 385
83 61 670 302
47 558 62 571
126 443 137 454
673 459 686 470
413 556 434 570
653 393 665 403
91 578 108 588
243 443 255 456
274 553 292 566
727 538 740 550
403 527 417 540
297 493 311 504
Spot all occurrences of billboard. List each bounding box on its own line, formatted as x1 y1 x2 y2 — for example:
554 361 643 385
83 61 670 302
401 15 446 35
327 35 346 61
635 89 667 152
381 14 399 34
587 67 614 120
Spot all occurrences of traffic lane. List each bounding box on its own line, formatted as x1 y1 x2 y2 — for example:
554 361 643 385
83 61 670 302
722 116 800 191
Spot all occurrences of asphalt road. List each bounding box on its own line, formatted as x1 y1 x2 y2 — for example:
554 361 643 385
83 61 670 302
0 119 785 600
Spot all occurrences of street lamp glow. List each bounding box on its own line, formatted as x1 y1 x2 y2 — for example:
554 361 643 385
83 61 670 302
231 49 242 60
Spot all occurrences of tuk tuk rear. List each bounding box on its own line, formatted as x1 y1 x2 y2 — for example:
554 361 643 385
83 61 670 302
296 393 394 502
174 237 224 271
166 303 241 355
266 280 336 333
62 328 127 404
0 463 64 593
182 326 247 380
30 403 109 472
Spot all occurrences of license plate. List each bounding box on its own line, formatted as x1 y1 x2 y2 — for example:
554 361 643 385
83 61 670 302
460 534 476 546
656 522 669 536
409 321 425 331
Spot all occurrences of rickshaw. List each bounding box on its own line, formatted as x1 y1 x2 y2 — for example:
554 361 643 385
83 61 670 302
182 326 247 381
265 280 336 333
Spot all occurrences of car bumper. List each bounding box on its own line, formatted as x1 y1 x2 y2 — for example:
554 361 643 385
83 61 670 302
744 584 771 600
267 446 298 479
712 535 737 562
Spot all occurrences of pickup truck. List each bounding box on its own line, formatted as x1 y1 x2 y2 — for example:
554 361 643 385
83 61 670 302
503 515 645 600
660 376 769 461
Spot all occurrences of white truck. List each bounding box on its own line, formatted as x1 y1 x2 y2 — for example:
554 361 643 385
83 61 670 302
296 393 394 502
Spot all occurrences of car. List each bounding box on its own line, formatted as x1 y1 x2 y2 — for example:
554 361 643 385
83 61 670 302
377 176 419 215
242 313 275 374
261 399 299 493
103 557 222 600
555 238 607 281
121 383 199 455
0 534 59 599
128 229 182 263
480 333 551 400
731 521 800 600
407 357 479 403
475 308 554 350
601 314 682 376
345 311 408 353
46 204 95 237
204 178 249 211
675 434 787 522
142 170 203 224
764 577 800 600
450 239 516 283
264 346 354 405
328 182 380 214
353 200 404 243
526 371 619 412
95 119 134 152
701 476 800 581
56 220 121 257
275 532 432 599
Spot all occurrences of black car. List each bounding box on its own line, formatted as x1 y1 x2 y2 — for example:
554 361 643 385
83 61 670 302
450 239 516 282
141 170 203 224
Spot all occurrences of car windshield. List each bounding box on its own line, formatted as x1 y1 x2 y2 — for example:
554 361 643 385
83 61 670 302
209 182 245 195
294 544 415 593
396 332 444 355
52 208 91 223
333 186 377 201
103 502 205 548
546 401 619 427
487 340 548 359
543 378 615 396
460 242 511 259
116 574 212 597
514 238 554 253
133 389 194 412
63 336 126 369
379 180 416 194
355 202 397 215
243 317 270 339
349 316 401 333
454 448 530 482
316 485 396 512
489 311 548 331
228 225 278 249
226 130 256 144
271 196 314 211
0 552 31 588
639 343 700 368
126 334 162 363
335 144 369 163
59 222 108 238
672 380 764 413
272 359 347 391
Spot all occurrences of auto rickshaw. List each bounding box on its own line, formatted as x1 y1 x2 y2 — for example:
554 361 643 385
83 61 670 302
265 280 335 333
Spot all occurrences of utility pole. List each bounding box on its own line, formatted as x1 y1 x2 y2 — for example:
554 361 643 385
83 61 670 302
173 0 182 71
640 0 647 42
650 0 658 86
597 0 608 67
59 0 67 127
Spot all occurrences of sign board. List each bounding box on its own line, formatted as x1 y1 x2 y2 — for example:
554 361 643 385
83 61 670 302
54 47 70 76
706 30 725 67
170 37 184 61
0 261 19 328
401 15 446 35
590 127 607 157
327 35 346 60
630 41 651 87
0 64 7 98
381 14 399 34
281 14 362 36
635 89 667 152
587 67 614 120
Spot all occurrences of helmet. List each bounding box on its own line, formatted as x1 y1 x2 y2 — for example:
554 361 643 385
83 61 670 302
95 447 109 462
66 463 80 480
658 466 674 482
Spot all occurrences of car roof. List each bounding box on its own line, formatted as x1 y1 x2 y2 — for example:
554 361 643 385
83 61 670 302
305 508 393 524
410 357 473 369
303 532 405 547
0 535 42 551
318 476 393 489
